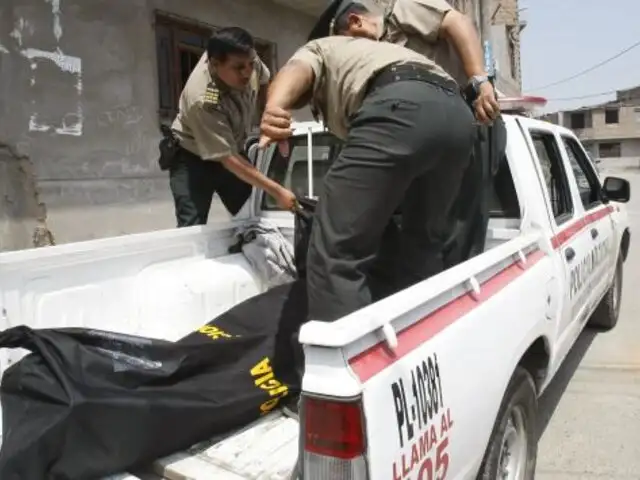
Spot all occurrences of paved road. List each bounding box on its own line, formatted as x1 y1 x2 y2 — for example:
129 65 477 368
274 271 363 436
536 169 640 480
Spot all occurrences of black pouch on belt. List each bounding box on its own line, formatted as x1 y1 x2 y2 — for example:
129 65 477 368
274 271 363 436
158 124 180 171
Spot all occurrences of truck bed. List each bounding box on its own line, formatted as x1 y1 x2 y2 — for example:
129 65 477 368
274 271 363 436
150 413 298 479
0 217 520 479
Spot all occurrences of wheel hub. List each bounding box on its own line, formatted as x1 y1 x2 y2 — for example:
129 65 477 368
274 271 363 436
498 406 528 480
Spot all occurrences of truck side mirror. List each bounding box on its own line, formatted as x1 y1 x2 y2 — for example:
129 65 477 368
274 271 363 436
603 176 630 203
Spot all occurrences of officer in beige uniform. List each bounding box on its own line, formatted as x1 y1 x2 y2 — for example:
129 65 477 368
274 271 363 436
167 27 296 227
307 0 500 122
308 0 508 267
260 36 475 324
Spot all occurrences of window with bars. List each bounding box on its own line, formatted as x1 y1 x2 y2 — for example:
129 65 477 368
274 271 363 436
154 13 277 126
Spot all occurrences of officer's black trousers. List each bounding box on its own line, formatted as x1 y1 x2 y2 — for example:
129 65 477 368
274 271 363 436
306 80 476 322
169 148 252 226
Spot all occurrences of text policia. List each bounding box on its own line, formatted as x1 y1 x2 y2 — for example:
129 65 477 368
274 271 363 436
391 352 454 480
250 357 290 414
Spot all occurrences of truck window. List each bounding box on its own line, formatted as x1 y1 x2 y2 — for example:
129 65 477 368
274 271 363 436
529 131 574 224
560 136 603 211
261 133 344 211
263 130 519 220
488 156 520 218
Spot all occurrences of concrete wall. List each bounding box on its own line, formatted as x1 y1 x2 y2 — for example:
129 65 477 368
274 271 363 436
565 106 640 144
0 0 314 251
621 138 640 158
589 107 640 141
489 0 521 95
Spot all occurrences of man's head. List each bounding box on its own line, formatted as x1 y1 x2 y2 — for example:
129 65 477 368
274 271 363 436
333 3 382 39
308 0 382 42
207 27 256 90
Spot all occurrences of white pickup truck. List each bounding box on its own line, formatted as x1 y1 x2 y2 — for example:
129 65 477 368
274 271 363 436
0 100 632 480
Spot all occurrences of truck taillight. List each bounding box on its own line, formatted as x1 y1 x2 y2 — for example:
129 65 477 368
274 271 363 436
302 396 368 480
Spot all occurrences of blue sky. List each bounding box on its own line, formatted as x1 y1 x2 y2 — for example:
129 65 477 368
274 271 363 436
519 0 640 113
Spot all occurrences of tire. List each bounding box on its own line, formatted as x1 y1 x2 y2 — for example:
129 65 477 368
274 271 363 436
477 367 537 480
588 254 623 331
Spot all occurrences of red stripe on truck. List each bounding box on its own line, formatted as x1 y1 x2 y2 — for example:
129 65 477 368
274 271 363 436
349 205 614 383
551 205 613 249
349 249 544 383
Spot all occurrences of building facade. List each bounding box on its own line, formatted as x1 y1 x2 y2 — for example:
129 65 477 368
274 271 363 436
487 0 524 96
0 0 523 251
0 0 324 250
540 86 640 160
375 0 524 95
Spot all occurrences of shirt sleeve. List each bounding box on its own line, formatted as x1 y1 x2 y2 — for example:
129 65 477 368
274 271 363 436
187 102 238 161
392 0 453 43
257 57 271 85
288 40 325 96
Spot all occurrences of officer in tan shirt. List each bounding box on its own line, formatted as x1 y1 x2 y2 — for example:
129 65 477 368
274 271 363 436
167 27 296 227
306 0 500 122
259 36 475 323
308 0 507 268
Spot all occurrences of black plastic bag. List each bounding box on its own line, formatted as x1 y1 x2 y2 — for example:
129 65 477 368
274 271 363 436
294 196 317 279
0 280 307 480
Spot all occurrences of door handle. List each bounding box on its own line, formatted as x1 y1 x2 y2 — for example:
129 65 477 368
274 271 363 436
591 228 599 239
565 247 576 262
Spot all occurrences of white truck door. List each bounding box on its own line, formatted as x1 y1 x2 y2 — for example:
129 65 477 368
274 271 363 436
558 134 616 313
522 126 591 349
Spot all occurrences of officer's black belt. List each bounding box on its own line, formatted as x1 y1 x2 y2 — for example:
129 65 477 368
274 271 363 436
365 62 459 96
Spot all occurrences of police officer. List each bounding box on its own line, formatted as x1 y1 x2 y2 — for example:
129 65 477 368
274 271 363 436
259 36 476 323
309 0 507 267
167 27 297 227
306 0 500 123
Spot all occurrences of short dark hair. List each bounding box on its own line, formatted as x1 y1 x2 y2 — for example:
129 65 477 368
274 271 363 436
333 3 370 34
207 27 255 61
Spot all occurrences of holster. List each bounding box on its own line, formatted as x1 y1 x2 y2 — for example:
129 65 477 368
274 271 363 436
158 124 180 171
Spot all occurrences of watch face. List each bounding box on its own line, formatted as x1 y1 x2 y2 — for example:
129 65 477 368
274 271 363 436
473 76 488 91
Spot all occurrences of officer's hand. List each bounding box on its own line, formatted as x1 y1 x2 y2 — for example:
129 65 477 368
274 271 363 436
474 82 501 124
274 187 298 212
260 106 293 143
258 136 290 158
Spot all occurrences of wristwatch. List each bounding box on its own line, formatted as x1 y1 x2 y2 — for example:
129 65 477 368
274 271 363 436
469 74 490 94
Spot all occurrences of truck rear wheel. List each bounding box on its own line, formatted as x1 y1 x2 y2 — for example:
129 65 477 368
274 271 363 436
477 367 537 480
587 254 623 331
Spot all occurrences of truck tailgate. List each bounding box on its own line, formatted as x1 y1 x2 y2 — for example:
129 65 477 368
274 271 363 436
151 412 298 480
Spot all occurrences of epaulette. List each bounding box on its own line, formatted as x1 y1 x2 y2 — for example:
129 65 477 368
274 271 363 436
203 82 222 112
380 0 397 39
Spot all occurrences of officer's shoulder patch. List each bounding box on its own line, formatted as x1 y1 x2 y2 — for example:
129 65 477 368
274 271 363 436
202 82 222 112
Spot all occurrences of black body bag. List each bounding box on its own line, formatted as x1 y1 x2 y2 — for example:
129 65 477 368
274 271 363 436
0 280 308 480
293 196 317 279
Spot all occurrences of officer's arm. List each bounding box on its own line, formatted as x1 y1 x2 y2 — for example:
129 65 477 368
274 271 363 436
265 43 322 111
395 0 487 79
189 106 288 198
439 9 486 79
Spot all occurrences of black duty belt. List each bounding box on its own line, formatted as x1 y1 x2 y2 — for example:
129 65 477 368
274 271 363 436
365 62 459 96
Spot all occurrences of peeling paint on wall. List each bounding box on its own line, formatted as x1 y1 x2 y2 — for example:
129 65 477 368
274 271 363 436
22 47 80 74
23 48 83 136
0 142 56 250
0 1 84 136
46 0 63 42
